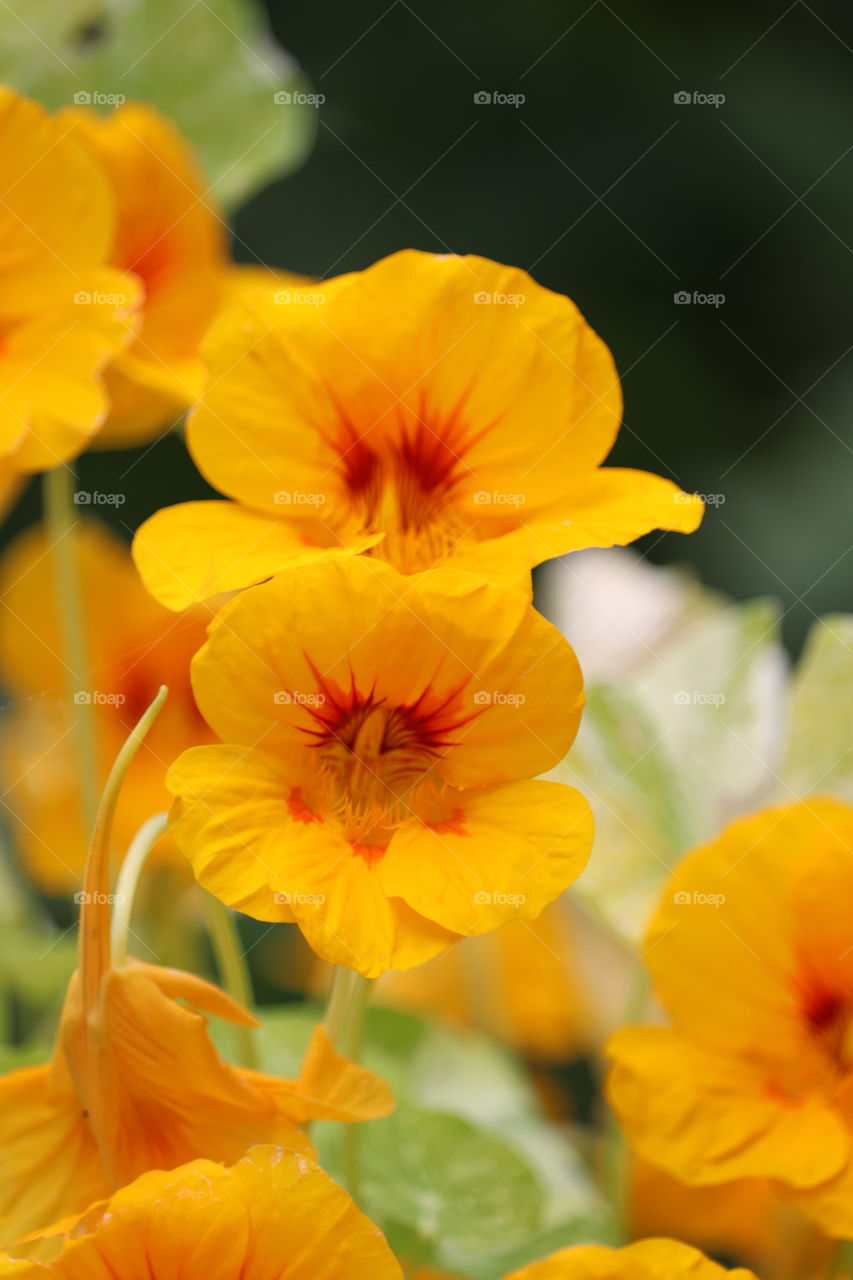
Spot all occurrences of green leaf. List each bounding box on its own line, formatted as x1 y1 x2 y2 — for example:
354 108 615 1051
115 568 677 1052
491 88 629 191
357 1104 544 1257
782 614 853 800
0 0 316 210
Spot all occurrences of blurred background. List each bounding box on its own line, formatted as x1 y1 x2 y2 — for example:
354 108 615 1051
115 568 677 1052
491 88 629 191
6 0 853 651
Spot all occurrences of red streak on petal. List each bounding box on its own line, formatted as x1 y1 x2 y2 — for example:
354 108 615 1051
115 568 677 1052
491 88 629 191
428 811 469 837
350 842 385 866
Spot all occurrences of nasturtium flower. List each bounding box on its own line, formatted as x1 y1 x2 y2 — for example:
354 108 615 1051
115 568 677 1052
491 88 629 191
133 249 703 610
0 1146 403 1279
167 557 593 977
0 520 213 890
0 88 140 473
58 101 228 447
0 834 392 1246
502 1238 755 1279
607 797 853 1238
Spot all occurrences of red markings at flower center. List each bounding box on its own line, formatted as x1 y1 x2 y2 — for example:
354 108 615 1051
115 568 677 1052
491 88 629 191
321 388 492 571
294 658 480 851
802 983 853 1073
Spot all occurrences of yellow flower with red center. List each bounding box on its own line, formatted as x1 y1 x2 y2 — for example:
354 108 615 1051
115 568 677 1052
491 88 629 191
0 520 214 890
0 805 392 1246
167 556 593 976
0 89 140 474
607 797 853 1238
58 101 229 447
501 1239 756 1279
0 1146 403 1279
133 249 703 610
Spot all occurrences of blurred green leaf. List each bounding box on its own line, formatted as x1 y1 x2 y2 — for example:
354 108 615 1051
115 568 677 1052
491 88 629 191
782 614 853 800
0 0 316 210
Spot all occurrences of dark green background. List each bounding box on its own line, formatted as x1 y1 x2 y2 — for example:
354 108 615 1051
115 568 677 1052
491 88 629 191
8 0 853 649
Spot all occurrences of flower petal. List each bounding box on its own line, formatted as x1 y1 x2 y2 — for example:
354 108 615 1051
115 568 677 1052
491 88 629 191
380 780 593 936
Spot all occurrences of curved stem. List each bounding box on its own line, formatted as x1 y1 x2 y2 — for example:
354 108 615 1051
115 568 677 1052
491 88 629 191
110 812 168 966
202 892 257 1070
43 463 99 839
80 686 168 1015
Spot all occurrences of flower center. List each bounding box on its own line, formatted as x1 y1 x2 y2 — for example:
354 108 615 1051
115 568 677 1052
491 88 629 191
296 665 477 854
325 395 487 572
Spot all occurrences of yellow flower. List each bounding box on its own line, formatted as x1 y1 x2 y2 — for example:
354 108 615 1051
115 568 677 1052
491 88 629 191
502 1238 756 1279
0 828 392 1245
133 249 703 610
167 556 593 976
0 88 140 473
606 798 853 1238
0 520 214 891
0 1146 403 1279
57 101 228 447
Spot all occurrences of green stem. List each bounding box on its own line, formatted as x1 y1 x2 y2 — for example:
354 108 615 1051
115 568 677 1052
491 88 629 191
43 463 100 839
602 960 650 1240
829 1241 853 1278
110 813 168 966
323 966 373 1201
202 892 257 1070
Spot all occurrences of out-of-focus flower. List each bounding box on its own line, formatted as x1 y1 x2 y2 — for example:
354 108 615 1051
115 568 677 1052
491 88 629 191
58 102 228 447
501 1238 756 1279
0 1146 403 1278
133 249 702 610
0 520 213 890
0 826 392 1245
167 556 593 977
0 89 140 475
370 901 593 1060
607 798 853 1238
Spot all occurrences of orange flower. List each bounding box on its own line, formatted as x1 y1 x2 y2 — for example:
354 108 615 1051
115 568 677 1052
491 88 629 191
167 556 593 976
607 798 853 1238
0 519 212 890
0 741 392 1246
501 1239 756 1279
57 101 229 447
0 1146 403 1279
0 89 140 473
133 249 702 610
